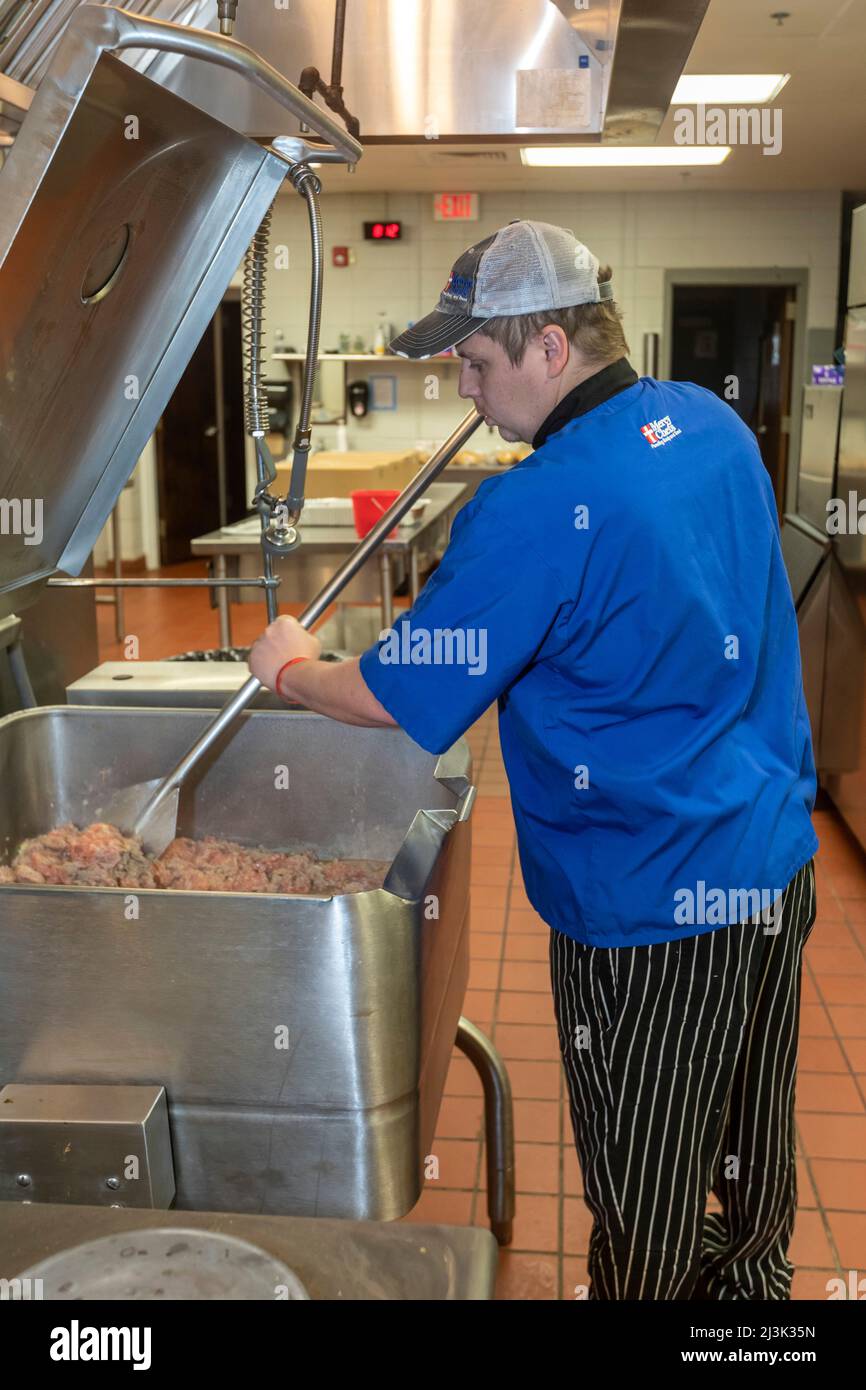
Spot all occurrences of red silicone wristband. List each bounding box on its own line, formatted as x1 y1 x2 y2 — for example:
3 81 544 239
275 656 312 701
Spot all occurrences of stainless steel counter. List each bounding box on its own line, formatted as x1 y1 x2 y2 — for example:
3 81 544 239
441 461 515 502
0 1203 497 1300
191 481 468 642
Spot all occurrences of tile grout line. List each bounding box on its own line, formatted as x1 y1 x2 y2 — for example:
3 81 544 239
803 949 866 1115
795 1117 845 1277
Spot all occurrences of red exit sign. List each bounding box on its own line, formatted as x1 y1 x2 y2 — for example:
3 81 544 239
434 193 479 222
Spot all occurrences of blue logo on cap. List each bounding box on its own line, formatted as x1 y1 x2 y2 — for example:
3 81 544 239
444 272 473 302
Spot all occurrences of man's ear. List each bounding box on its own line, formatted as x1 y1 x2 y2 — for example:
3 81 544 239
541 325 570 375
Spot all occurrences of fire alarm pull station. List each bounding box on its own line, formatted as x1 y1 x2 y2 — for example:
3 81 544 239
333 246 350 267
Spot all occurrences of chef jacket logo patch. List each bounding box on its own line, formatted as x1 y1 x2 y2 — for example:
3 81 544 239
640 415 681 448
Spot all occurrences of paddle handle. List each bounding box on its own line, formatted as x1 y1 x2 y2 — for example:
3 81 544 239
132 408 484 833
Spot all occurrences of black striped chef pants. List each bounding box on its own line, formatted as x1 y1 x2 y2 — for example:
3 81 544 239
549 859 816 1300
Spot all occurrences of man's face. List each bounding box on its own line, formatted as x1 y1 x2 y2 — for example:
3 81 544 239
455 330 547 444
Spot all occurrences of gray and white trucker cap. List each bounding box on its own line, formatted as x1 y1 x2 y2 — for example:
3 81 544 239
390 220 613 360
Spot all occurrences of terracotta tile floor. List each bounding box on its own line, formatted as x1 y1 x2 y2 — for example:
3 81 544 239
97 569 866 1301
94 560 310 661
409 712 866 1300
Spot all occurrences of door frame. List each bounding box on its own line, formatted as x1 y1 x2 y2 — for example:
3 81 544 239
663 267 810 515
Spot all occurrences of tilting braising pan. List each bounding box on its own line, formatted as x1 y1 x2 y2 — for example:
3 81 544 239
0 6 483 1225
0 705 474 1219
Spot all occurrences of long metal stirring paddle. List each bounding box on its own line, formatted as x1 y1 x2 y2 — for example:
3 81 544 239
101 408 484 855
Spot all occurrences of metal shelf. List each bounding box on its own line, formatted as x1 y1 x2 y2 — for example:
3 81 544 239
271 350 460 431
272 352 458 363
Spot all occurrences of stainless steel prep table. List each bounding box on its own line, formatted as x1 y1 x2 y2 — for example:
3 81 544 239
191 481 468 645
0 1204 497 1301
441 462 516 503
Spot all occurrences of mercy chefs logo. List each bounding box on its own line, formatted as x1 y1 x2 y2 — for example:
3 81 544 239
442 270 473 304
641 415 682 448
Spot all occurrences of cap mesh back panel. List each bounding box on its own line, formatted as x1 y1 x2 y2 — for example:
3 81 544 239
474 221 601 315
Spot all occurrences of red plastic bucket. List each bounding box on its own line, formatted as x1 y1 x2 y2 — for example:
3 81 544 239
351 489 400 539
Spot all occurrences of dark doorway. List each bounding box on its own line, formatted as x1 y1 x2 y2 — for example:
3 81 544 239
670 283 797 514
155 299 249 565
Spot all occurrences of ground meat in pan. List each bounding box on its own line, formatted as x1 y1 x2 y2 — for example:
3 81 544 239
153 837 386 894
0 822 387 895
0 823 156 888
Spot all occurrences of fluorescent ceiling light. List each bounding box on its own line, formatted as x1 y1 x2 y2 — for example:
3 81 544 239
672 74 790 104
521 147 731 168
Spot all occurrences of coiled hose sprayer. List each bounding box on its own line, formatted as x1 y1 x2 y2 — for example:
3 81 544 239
283 160 324 524
241 205 272 442
241 160 324 617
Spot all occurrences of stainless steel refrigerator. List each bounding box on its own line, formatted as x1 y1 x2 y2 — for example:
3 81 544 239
813 204 866 845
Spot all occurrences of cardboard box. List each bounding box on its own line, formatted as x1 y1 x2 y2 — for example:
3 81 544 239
275 450 418 499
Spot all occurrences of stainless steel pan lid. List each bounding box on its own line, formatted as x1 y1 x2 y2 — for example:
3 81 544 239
0 5 361 621
0 47 287 618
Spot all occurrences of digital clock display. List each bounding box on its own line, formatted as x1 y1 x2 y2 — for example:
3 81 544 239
364 221 402 241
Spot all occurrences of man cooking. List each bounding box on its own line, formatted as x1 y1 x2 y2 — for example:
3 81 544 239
249 220 818 1301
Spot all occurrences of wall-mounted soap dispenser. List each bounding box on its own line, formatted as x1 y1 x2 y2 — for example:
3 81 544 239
348 380 370 418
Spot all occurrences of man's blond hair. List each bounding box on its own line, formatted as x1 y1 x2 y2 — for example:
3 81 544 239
477 266 629 368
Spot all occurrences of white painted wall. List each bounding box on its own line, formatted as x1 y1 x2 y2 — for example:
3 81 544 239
100 187 841 563
266 186 841 452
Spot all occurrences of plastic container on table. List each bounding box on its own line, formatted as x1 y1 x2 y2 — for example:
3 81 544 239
351 489 400 540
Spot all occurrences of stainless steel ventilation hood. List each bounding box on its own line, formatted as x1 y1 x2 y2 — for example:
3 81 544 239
2 0 710 145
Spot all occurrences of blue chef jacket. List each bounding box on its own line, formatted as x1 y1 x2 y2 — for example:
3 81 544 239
359 368 818 946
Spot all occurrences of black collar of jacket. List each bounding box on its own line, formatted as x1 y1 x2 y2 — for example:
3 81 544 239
531 357 639 451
